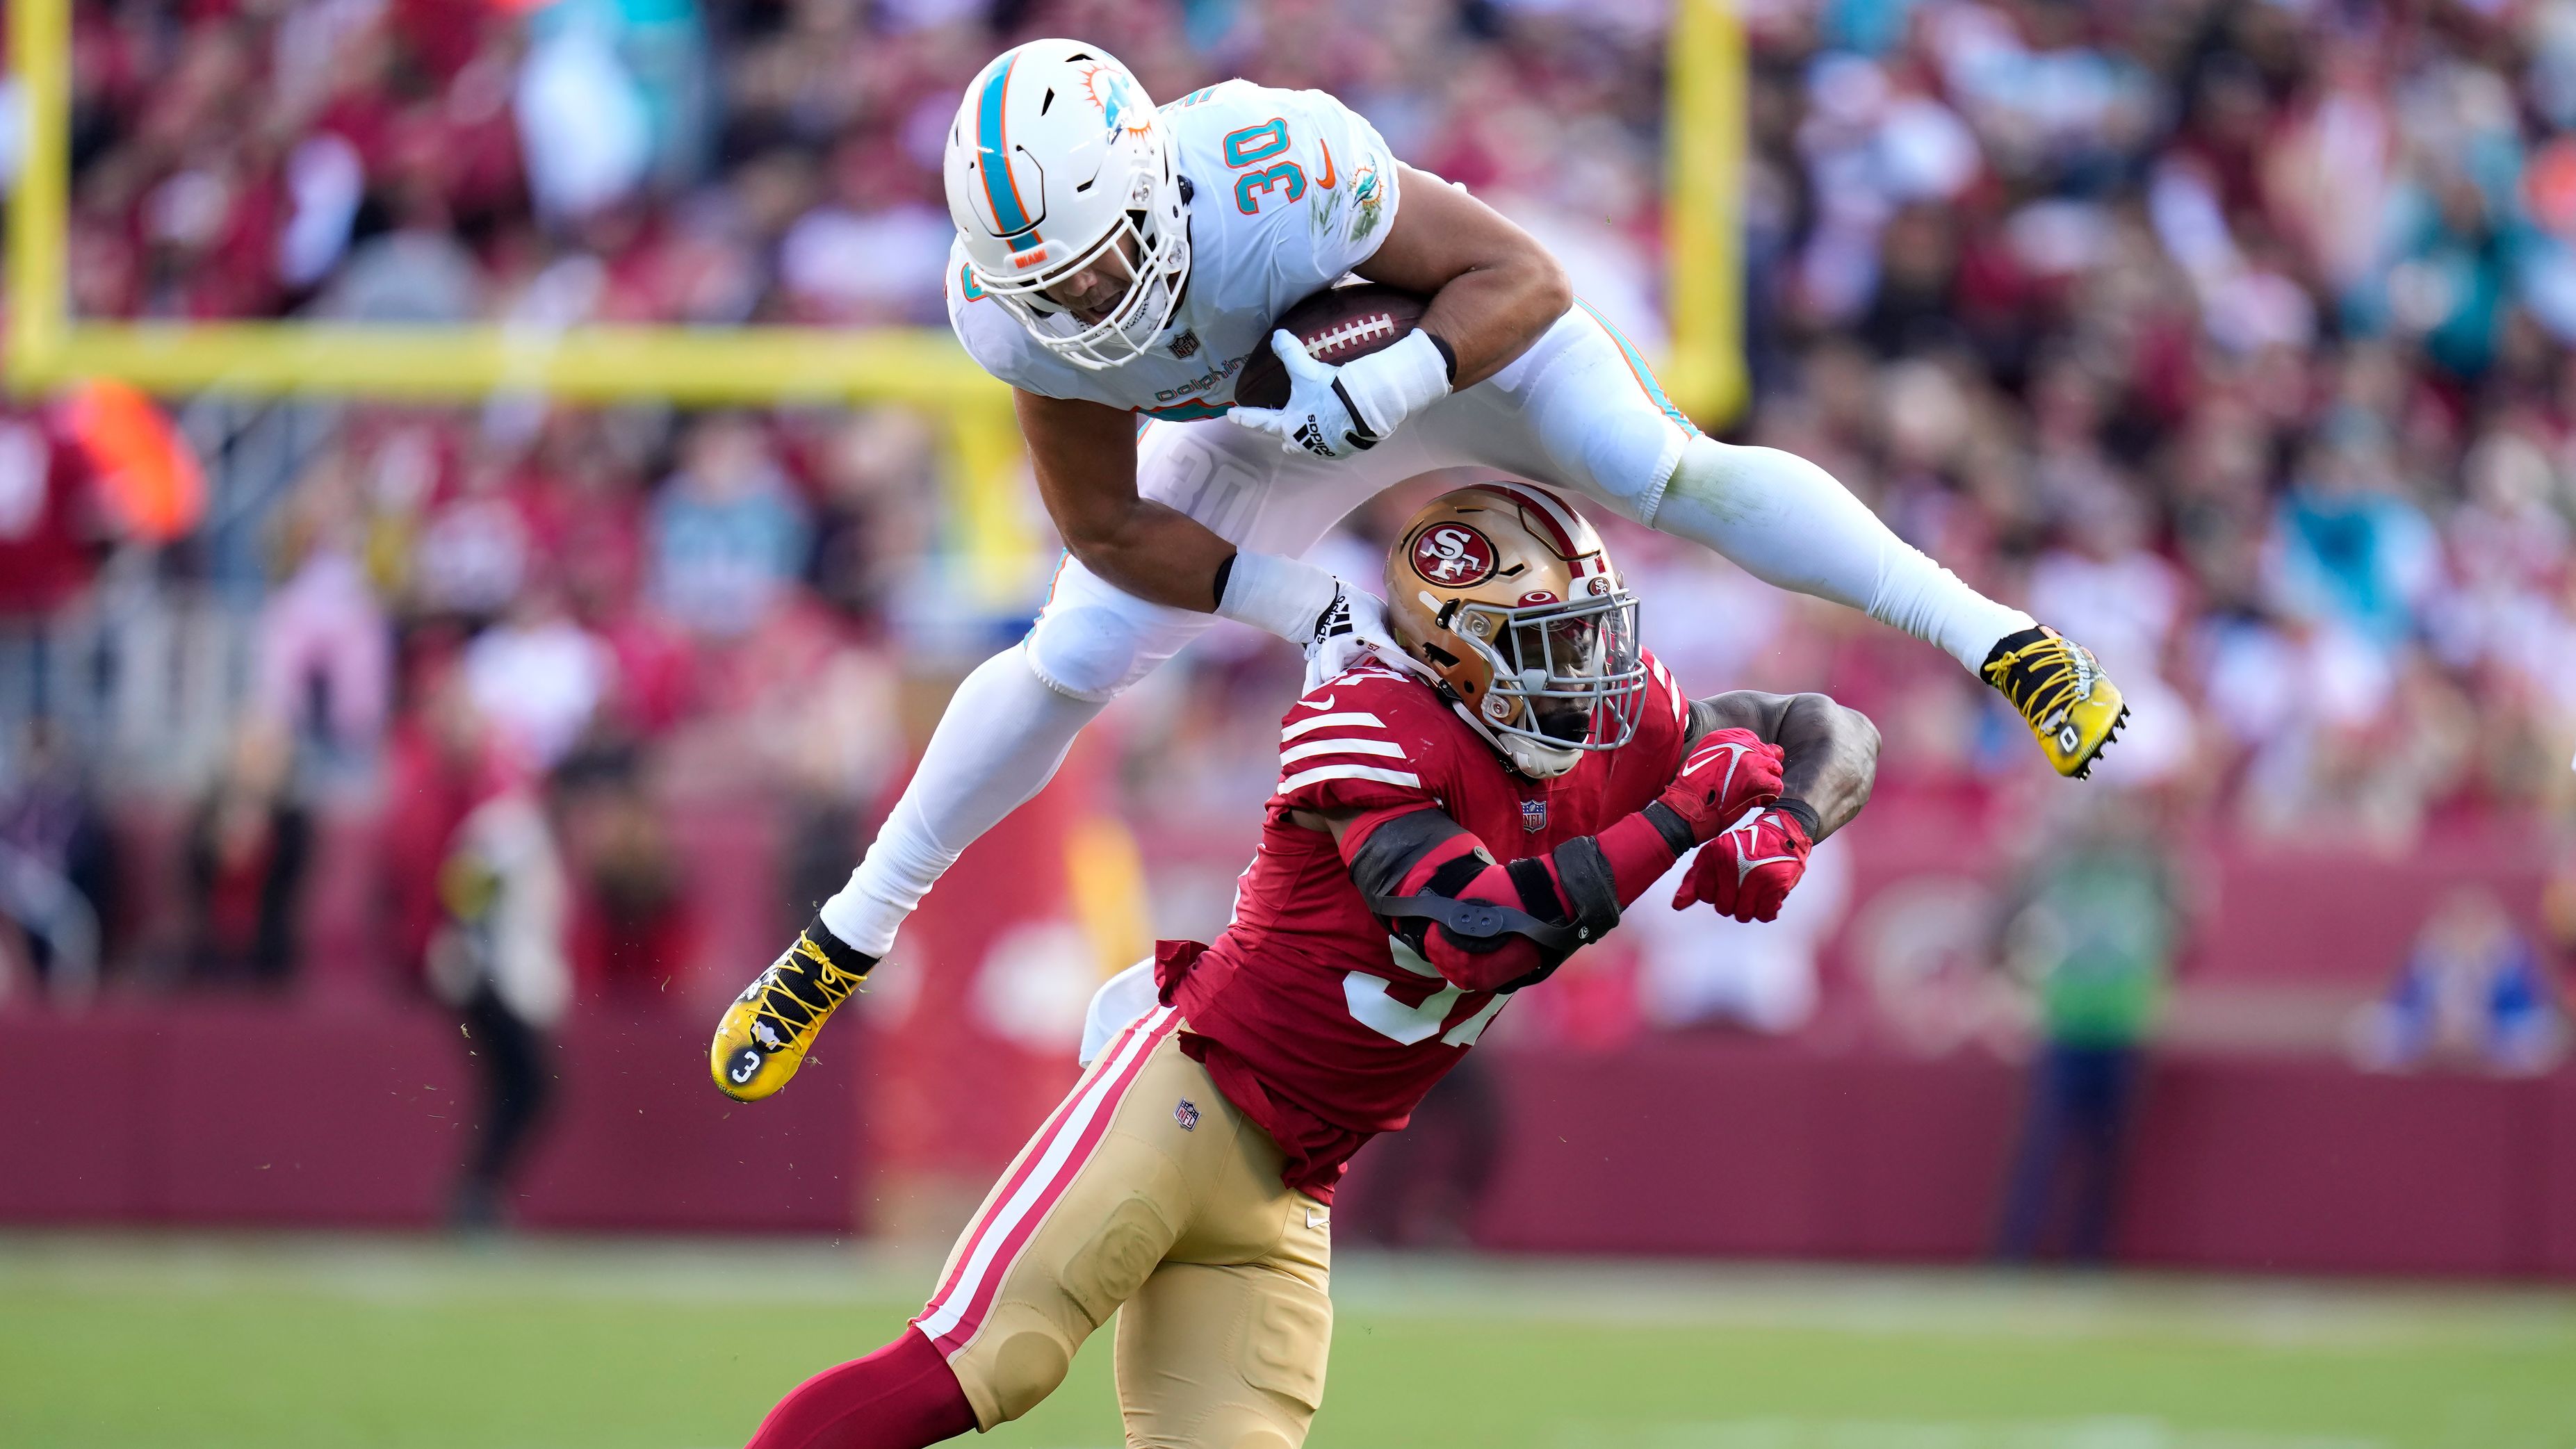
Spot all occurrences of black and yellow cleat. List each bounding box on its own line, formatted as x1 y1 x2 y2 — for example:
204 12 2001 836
710 919 876 1102
1981 625 2129 779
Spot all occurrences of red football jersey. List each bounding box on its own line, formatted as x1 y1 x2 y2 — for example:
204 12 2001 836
1164 653 1691 1200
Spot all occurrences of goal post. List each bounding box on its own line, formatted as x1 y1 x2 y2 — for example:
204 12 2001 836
3 0 1742 596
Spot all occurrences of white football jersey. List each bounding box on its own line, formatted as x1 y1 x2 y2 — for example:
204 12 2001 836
945 80 1403 420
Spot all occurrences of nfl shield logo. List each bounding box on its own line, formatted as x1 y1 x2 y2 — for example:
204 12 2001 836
1171 329 1200 358
1521 798 1547 833
1174 1098 1200 1131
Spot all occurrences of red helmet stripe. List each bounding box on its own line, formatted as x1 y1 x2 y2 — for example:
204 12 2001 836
1478 482 1585 558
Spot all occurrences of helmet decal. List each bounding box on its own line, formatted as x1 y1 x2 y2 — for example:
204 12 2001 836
1410 523 1497 587
1077 61 1152 140
974 57 1041 239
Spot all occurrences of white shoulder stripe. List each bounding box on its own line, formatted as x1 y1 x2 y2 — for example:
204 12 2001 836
1277 763 1421 795
1283 710 1385 740
1280 736 1407 766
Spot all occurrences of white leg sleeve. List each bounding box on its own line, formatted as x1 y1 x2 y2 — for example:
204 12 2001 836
1650 436 2034 672
818 645 1104 956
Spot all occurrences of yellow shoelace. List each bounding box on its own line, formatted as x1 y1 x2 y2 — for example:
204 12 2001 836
1982 635 2090 728
747 935 866 1045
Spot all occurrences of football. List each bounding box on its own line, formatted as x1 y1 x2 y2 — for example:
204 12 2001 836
1233 283 1433 410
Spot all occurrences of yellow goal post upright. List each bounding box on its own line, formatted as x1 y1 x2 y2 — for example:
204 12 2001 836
6 0 1743 600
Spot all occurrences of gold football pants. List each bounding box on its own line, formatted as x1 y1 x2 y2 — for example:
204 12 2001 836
910 1006 1332 1448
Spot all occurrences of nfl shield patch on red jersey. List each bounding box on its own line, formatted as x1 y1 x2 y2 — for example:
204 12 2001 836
1522 798 1547 832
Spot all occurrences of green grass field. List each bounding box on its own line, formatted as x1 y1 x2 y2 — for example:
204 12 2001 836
2 1235 2570 1449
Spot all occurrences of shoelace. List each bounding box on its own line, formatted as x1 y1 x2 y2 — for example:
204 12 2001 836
747 935 864 1047
1982 635 2091 728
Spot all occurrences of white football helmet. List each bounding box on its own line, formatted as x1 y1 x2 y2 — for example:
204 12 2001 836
943 40 1191 370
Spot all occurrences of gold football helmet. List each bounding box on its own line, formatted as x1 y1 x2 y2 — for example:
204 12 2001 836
1385 483 1646 778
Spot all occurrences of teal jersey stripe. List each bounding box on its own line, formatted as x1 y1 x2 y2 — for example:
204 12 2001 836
1136 400 1233 424
1574 297 1699 434
977 58 1034 238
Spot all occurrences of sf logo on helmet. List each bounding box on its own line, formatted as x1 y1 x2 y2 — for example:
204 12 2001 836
1412 525 1496 586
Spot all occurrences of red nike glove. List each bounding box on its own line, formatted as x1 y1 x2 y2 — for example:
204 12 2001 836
1673 805 1813 922
1655 728 1785 842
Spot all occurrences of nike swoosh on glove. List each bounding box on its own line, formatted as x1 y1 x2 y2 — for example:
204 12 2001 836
1673 805 1811 923
1654 728 1786 842
1230 329 1451 460
1303 584 1406 691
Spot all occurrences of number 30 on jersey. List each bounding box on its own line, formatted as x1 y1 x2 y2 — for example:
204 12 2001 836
1224 118 1307 215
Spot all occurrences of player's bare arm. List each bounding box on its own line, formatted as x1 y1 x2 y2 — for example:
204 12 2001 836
1685 689 1880 841
1353 164 1573 388
1018 389 1235 611
1665 689 1879 922
1232 163 1572 461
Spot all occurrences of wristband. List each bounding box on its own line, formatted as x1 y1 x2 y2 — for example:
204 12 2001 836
1213 549 1341 643
1424 331 1459 384
1770 799 1821 840
1640 800 1697 858
1338 329 1454 436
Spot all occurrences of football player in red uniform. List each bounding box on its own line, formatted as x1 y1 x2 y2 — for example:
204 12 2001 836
734 483 1880 1449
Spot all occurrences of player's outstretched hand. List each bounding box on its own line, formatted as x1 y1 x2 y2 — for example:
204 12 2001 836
1654 728 1785 841
1673 805 1811 923
1303 582 1404 691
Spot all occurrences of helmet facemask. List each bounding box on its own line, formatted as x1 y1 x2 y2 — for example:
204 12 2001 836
1385 482 1644 780
966 138 1190 370
1448 590 1647 773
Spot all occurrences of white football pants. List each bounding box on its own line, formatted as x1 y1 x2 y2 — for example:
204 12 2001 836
819 304 2030 954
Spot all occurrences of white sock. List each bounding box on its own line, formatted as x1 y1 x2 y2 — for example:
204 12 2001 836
1649 436 2034 672
819 646 1105 956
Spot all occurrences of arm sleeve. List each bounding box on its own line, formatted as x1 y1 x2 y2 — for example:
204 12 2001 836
1337 805 1684 994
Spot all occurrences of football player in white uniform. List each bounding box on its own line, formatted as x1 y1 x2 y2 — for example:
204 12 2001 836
709 40 2128 1102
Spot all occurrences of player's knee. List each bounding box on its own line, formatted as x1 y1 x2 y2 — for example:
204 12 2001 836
1025 606 1143 702
983 1327 1073 1422
1541 391 1693 523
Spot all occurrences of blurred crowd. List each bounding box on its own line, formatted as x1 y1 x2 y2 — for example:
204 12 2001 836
2 0 2573 1063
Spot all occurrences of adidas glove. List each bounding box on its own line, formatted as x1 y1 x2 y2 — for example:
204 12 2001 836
1230 329 1451 460
1302 583 1404 691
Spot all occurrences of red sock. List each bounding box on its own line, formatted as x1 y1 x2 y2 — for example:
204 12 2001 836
744 1325 977 1449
